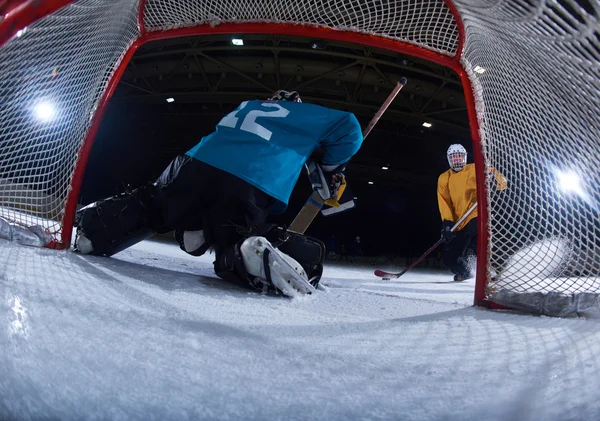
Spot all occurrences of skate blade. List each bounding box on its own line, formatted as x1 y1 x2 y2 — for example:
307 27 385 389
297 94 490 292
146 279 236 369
263 243 317 297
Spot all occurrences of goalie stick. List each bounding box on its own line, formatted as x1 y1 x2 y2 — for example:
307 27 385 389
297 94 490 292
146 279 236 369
289 77 408 234
374 202 478 279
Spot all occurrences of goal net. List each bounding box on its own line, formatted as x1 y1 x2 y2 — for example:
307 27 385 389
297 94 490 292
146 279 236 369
0 0 598 316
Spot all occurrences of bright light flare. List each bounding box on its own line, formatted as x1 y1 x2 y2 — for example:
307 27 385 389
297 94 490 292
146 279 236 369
166 97 175 103
381 166 388 170
34 102 56 122
422 122 432 128
231 38 244 46
553 167 597 209
556 169 584 196
368 181 374 185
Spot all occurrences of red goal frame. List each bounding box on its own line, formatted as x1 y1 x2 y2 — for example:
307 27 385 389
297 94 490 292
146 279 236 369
0 0 493 307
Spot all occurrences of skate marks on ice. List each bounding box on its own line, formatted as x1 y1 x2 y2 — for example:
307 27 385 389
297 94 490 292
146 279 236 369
0 214 52 246
320 263 477 307
2 239 600 421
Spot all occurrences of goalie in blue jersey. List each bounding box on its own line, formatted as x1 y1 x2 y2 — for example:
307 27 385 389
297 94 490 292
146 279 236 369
74 90 364 297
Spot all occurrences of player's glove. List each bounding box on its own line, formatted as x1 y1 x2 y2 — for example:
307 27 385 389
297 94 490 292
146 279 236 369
441 220 456 243
305 160 347 207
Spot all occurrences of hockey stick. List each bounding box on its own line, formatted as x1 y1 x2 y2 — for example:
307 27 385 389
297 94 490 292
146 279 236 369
374 201 478 279
289 77 408 234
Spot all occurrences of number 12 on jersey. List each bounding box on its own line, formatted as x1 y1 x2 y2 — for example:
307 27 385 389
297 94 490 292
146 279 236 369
218 101 290 141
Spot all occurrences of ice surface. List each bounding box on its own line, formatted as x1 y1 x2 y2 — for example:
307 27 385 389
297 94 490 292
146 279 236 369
0 216 53 246
1 236 599 421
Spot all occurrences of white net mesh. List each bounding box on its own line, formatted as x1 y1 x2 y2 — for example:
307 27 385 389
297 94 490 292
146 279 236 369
456 0 600 307
0 0 141 242
143 0 460 56
0 0 598 312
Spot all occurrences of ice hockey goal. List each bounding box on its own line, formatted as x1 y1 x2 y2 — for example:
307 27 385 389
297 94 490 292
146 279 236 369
1 0 598 315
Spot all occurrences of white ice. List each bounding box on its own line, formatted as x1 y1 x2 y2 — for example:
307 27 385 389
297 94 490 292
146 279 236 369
1 236 599 421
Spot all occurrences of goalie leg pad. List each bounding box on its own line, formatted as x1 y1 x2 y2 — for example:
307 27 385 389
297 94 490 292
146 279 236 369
174 229 211 257
74 186 156 256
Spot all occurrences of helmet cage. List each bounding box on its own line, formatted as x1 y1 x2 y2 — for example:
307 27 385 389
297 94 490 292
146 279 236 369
269 90 302 103
448 152 467 171
447 144 467 172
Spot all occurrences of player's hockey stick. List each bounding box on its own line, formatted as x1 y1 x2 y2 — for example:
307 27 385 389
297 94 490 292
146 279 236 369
289 77 408 234
374 202 478 279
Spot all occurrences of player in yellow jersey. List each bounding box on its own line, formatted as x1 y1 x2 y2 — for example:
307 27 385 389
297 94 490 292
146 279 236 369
437 144 506 281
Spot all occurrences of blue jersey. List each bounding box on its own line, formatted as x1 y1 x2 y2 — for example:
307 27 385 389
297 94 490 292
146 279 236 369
186 100 363 205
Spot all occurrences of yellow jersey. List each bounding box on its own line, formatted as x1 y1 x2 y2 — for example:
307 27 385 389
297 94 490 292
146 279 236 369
437 163 506 231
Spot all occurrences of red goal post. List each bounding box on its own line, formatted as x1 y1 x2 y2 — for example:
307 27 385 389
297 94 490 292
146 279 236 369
1 0 598 315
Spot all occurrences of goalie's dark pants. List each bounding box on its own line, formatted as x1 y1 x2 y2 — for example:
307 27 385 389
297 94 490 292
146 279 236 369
442 217 478 278
76 155 325 291
76 155 273 259
153 155 274 256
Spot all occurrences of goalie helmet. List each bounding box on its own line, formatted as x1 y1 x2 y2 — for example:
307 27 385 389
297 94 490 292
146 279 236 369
447 144 467 172
269 90 302 103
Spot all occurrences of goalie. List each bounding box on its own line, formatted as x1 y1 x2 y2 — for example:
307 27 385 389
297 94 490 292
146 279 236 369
74 90 363 297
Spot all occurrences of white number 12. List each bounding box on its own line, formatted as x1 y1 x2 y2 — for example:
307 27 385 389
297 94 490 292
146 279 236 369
218 101 290 141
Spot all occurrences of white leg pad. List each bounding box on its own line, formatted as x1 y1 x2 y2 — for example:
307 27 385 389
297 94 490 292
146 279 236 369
75 233 94 254
240 236 316 297
183 230 205 253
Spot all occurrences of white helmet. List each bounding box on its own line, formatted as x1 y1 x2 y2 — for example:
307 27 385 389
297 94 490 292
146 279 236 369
447 144 467 172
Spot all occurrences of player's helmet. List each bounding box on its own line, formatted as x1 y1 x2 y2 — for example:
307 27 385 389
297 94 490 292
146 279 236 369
269 90 302 103
447 144 467 172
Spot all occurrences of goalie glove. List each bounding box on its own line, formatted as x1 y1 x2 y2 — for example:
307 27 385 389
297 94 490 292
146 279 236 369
305 160 347 207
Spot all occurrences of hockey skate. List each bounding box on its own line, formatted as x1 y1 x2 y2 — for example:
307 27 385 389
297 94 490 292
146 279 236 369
241 236 317 297
453 273 473 282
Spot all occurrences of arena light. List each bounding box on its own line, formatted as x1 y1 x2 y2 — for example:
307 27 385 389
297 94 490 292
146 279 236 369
231 38 244 46
556 169 585 197
382 166 389 170
166 97 175 103
34 102 56 122
368 181 374 185
474 65 487 74
422 122 432 128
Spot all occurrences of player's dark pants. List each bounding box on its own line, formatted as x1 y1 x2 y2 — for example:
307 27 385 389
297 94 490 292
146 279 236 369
154 155 274 256
442 217 478 278
75 155 326 292
75 156 273 259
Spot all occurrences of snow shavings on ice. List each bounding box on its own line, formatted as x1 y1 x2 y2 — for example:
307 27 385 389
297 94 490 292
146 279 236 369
1 236 599 421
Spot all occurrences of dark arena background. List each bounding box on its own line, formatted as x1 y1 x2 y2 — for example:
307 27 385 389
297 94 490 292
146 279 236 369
80 34 470 258
2 2 600 420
